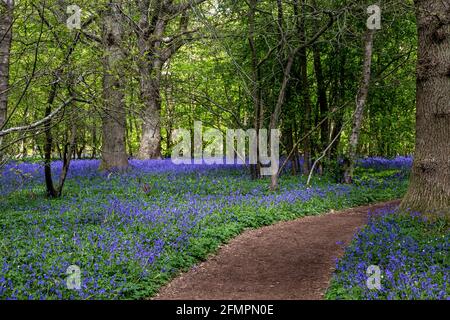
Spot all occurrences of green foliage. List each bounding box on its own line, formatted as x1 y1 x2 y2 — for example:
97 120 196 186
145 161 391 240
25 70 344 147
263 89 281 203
2 0 417 162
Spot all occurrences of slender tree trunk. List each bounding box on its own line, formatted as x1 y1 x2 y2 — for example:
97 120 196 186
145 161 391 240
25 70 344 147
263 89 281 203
328 46 346 161
248 0 262 179
313 43 329 153
0 0 13 160
77 146 83 159
44 98 76 198
286 126 298 175
100 1 129 171
297 0 312 176
126 111 133 157
400 0 450 218
292 119 300 173
343 30 375 183
57 121 77 196
44 85 57 198
164 83 175 157
311 0 328 152
91 124 97 159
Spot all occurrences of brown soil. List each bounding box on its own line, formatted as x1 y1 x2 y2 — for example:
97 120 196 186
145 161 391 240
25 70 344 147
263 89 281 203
153 200 401 300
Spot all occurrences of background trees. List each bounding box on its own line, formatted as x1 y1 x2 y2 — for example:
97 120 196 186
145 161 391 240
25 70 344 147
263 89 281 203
0 0 424 194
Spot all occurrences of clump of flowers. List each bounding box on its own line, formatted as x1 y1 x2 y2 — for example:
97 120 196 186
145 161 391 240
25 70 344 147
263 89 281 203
0 157 412 299
328 205 449 300
358 156 413 171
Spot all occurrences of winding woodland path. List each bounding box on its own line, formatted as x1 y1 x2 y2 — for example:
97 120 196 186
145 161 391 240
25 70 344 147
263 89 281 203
154 200 401 300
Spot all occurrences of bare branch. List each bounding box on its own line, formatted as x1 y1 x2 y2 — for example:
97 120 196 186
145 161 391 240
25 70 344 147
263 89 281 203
0 98 73 137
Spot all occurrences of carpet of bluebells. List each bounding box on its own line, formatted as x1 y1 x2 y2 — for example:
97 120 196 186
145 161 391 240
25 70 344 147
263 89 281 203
327 205 449 300
0 157 411 299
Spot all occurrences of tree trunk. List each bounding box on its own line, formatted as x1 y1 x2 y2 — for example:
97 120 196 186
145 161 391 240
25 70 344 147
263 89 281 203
328 46 346 161
137 62 163 159
343 30 375 183
297 0 312 176
286 126 299 175
134 3 165 161
44 87 57 198
44 99 76 198
100 1 129 171
133 2 172 160
57 121 77 196
0 0 13 160
91 123 97 159
248 0 263 179
313 43 329 154
400 0 450 218
130 1 204 159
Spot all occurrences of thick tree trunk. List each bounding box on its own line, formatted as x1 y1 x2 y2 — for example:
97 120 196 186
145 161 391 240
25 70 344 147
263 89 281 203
343 30 375 183
100 1 129 171
135 4 165 160
134 2 166 160
137 62 163 159
400 0 450 218
0 0 13 160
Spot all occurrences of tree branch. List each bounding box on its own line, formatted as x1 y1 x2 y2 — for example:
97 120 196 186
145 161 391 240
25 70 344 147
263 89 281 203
0 98 74 137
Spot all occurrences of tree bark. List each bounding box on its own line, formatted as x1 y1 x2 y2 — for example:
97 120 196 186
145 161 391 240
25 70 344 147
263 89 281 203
133 3 167 160
91 123 97 159
132 2 204 159
313 42 328 154
137 58 163 159
311 2 328 154
44 97 77 198
44 85 58 198
248 0 265 179
328 46 346 161
400 0 450 218
100 1 129 171
297 0 312 176
0 0 13 160
343 29 375 183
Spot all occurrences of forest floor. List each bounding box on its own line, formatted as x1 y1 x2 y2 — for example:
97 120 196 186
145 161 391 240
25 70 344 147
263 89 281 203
153 200 401 300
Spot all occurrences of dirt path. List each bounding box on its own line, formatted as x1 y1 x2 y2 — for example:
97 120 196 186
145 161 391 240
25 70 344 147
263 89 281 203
154 200 401 300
